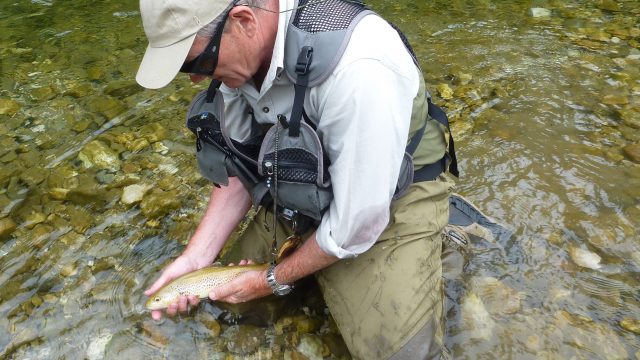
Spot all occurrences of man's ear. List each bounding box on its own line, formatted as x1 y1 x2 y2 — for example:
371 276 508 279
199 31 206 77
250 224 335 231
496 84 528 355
228 6 257 37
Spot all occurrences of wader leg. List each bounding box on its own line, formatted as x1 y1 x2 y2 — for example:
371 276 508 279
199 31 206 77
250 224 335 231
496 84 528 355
316 176 455 360
219 208 295 264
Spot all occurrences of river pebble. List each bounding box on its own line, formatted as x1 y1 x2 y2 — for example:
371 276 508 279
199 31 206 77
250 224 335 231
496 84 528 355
568 246 602 270
120 183 152 205
0 218 17 238
78 140 122 171
460 293 496 341
529 8 551 18
296 334 324 360
0 99 21 115
86 330 113 360
622 143 640 163
223 324 264 355
620 318 640 335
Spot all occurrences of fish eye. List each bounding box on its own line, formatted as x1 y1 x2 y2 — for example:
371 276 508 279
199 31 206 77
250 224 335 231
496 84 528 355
154 297 161 302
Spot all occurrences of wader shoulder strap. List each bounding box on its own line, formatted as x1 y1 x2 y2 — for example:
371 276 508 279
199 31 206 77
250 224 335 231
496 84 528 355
289 46 313 137
410 100 460 181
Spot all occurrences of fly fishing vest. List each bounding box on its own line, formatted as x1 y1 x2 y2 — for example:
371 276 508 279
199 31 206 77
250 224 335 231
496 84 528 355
186 0 459 225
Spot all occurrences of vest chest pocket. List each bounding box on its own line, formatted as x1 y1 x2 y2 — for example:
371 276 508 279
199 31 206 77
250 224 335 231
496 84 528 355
258 121 332 221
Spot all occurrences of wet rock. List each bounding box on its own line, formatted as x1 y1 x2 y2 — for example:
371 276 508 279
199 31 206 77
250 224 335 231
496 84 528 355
436 83 454 100
597 0 620 12
460 293 495 340
71 118 92 132
619 107 640 129
29 85 57 101
321 333 350 359
0 218 17 239
23 212 46 229
0 151 17 163
297 334 323 360
529 8 551 18
0 99 21 115
196 312 222 337
158 175 180 191
120 183 152 205
78 140 121 171
141 123 169 143
86 66 105 81
19 167 48 187
86 330 113 360
223 324 264 355
568 246 602 270
60 262 78 277
603 94 629 105
622 143 640 163
620 318 640 335
64 82 93 98
127 138 150 152
103 80 141 99
470 276 522 315
140 320 170 347
140 189 181 218
88 96 125 120
42 294 58 303
284 350 309 360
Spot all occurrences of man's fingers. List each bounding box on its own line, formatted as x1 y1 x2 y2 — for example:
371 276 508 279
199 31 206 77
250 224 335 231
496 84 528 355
151 310 163 320
166 303 178 316
188 295 200 306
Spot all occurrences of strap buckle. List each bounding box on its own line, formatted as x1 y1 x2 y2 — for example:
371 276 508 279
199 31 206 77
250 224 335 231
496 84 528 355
295 46 313 75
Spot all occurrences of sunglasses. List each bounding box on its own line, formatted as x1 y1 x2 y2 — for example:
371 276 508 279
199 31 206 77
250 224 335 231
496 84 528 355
179 1 240 75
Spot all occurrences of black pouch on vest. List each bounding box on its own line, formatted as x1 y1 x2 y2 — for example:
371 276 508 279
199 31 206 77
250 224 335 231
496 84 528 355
186 90 261 188
258 120 332 221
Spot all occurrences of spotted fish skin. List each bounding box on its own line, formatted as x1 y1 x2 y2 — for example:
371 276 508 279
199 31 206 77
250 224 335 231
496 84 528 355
145 264 269 310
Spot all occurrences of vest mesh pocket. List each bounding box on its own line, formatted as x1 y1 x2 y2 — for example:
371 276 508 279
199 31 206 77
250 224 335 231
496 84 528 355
262 148 321 184
292 0 366 33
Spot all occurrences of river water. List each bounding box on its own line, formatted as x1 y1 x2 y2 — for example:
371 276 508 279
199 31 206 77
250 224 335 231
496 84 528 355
0 0 639 359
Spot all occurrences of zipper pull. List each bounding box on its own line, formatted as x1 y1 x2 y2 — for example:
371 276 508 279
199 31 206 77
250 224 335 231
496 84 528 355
265 161 273 188
195 126 202 152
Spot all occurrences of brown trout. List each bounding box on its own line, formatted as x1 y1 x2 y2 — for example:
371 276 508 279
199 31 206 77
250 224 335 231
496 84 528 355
145 264 269 310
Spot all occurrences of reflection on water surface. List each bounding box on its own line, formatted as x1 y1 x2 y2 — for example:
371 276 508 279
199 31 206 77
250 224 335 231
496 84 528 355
1 0 639 359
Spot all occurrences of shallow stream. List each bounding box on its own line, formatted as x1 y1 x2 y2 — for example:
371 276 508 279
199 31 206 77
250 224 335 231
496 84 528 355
0 0 639 359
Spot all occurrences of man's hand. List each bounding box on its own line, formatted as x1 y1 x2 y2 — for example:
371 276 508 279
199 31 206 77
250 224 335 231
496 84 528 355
144 255 203 320
208 259 272 303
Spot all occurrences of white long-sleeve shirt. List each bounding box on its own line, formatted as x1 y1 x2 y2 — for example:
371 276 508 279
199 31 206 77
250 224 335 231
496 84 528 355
219 0 420 258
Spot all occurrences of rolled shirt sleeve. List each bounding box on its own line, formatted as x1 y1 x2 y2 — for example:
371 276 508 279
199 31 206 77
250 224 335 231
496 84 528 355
313 17 420 258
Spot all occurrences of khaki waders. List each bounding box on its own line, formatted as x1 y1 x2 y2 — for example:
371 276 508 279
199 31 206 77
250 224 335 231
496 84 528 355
221 174 455 360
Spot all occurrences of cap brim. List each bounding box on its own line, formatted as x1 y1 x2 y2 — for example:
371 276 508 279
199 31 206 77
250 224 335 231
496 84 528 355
136 33 197 89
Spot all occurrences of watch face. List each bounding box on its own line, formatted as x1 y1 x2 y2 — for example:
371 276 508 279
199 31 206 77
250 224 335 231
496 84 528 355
275 285 292 296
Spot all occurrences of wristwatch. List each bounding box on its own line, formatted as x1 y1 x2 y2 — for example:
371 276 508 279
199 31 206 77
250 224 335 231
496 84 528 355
266 264 293 296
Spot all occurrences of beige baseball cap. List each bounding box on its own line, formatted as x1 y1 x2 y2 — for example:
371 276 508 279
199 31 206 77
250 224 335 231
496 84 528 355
136 0 231 89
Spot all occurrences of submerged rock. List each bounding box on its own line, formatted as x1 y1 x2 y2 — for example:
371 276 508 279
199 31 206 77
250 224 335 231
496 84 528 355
620 318 640 335
78 140 121 171
120 183 152 205
622 143 640 163
0 99 21 115
86 330 113 360
297 334 324 360
568 246 602 270
0 218 17 239
470 276 522 315
460 293 496 340
140 189 181 218
436 83 454 100
529 8 551 18
223 324 264 355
